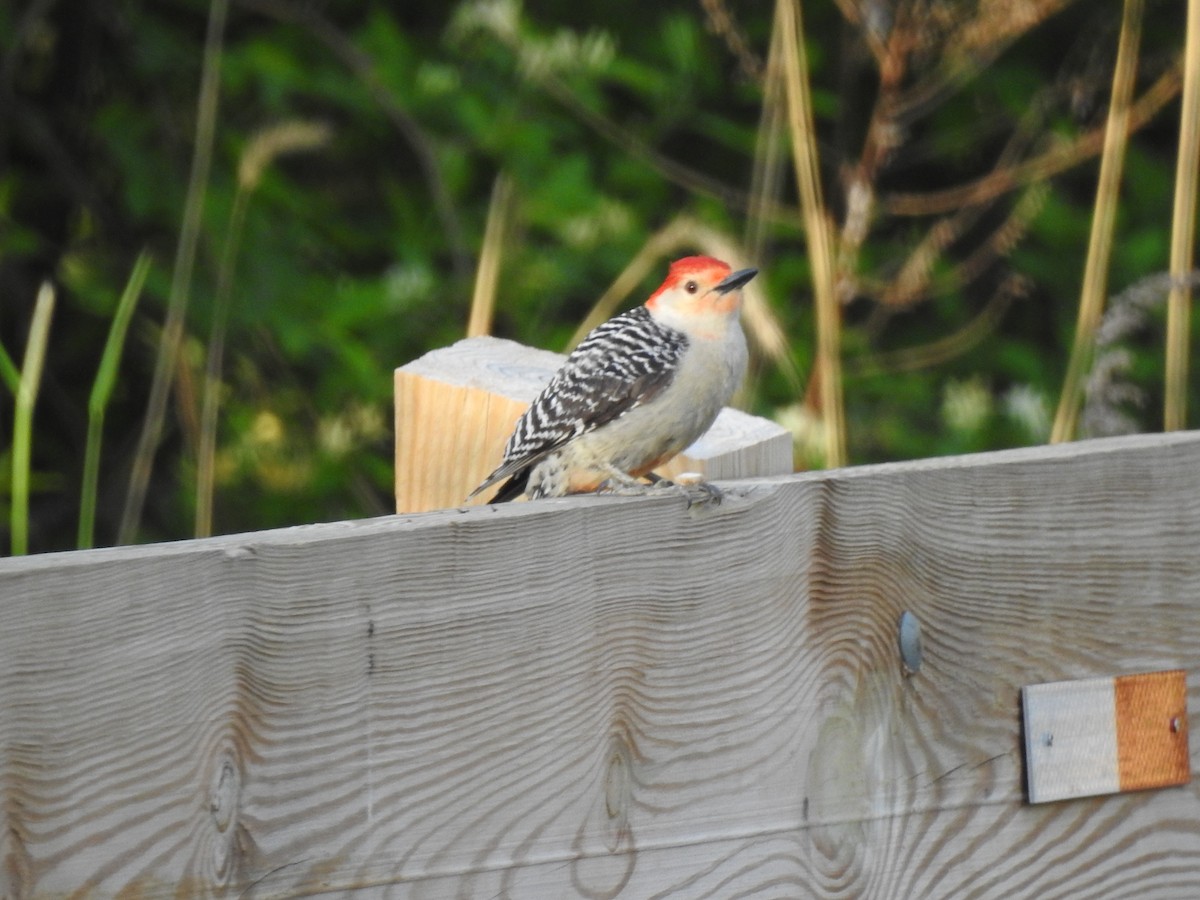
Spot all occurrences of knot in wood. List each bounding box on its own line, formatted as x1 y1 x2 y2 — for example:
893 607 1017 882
605 740 632 823
209 753 241 832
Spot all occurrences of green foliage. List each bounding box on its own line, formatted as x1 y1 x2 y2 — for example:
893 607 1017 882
0 0 1194 551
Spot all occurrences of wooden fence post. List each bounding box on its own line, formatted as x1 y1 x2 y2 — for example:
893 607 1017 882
394 335 793 513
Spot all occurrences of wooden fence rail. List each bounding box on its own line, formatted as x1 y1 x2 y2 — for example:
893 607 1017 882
3 432 1200 898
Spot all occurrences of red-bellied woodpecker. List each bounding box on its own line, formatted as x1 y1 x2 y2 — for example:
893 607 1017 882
469 255 757 503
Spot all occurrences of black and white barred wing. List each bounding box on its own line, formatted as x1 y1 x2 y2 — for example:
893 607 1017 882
469 307 688 497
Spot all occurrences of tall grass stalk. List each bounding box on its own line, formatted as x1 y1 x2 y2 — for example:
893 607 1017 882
11 283 55 556
466 172 514 337
777 0 845 467
119 0 228 545
195 121 331 538
1051 0 1144 443
1165 0 1200 430
78 253 151 549
745 32 786 263
194 189 248 539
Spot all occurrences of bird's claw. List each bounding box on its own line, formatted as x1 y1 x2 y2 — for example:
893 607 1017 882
663 471 722 508
680 479 722 508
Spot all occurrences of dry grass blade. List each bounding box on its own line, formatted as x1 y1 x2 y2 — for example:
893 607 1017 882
744 2 788 262
194 188 248 540
1051 0 1144 443
119 0 228 544
11 282 55 556
777 0 845 467
466 172 514 338
1166 0 1200 430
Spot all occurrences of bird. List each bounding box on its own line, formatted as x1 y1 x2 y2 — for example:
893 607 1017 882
469 255 757 503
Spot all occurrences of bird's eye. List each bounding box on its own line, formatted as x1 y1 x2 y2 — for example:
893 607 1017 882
685 281 699 294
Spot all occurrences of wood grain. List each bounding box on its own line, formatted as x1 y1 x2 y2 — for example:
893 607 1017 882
394 336 793 513
3 432 1200 898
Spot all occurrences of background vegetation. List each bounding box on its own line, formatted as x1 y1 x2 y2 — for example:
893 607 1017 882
1 0 1196 552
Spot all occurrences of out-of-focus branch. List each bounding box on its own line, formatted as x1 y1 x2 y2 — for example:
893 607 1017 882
698 0 764 81
884 60 1180 217
875 183 1047 308
848 274 1028 375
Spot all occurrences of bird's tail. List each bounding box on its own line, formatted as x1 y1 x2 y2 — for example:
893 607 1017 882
467 469 529 504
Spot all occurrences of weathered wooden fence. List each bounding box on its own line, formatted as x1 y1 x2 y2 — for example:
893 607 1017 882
3 432 1200 898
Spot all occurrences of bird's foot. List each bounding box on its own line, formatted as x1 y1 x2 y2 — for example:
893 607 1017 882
595 468 659 495
597 469 721 508
667 472 723 508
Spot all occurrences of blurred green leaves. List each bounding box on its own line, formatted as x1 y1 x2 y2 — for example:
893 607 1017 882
0 0 1194 551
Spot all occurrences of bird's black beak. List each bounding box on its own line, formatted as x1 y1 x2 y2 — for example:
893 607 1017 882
714 267 758 294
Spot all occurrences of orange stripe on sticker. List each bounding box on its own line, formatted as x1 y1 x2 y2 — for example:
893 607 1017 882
1114 669 1190 792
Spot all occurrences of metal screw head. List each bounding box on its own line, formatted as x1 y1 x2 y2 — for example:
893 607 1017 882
898 610 922 675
